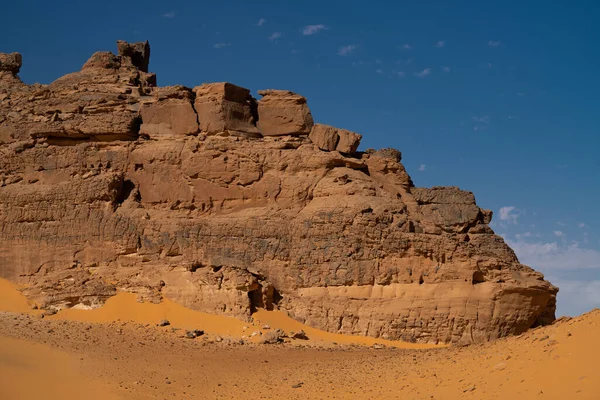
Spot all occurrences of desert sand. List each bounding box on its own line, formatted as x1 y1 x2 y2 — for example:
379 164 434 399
0 278 598 399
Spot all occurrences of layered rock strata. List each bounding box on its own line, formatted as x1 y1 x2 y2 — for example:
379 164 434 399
0 41 558 344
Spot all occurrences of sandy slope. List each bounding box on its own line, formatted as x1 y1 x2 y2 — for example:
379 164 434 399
0 279 599 399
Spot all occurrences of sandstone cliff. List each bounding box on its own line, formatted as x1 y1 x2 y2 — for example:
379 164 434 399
0 41 557 344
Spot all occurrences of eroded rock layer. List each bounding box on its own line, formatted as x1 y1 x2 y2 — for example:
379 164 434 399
0 41 557 344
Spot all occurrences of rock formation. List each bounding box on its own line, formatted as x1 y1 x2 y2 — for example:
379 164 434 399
256 90 313 136
0 41 557 344
309 123 362 154
193 83 258 136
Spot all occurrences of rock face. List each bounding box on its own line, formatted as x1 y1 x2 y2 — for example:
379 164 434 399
0 41 558 344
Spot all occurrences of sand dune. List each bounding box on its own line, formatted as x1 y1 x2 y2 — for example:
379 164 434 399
0 279 598 399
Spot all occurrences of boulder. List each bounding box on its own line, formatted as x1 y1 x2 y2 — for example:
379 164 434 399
184 329 204 339
117 40 150 72
140 86 199 136
0 52 22 74
291 330 309 340
363 148 413 189
411 187 482 233
81 45 154 86
256 89 313 136
336 129 362 154
82 51 121 70
309 124 339 151
193 82 259 136
481 209 493 224
260 329 285 344
309 123 362 154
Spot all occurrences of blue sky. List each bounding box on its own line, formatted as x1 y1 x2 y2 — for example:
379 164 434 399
2 0 599 316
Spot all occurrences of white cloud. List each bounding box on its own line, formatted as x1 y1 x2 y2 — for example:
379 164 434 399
269 32 282 41
436 40 445 48
338 45 356 56
418 164 426 171
473 116 490 124
162 11 176 18
214 43 232 49
415 68 431 78
579 223 586 228
517 92 525 96
257 18 266 27
554 230 564 237
397 71 405 77
488 40 503 47
515 232 533 240
506 239 600 270
303 24 327 35
549 279 600 317
498 206 519 224
556 221 567 227
403 44 412 49
442 66 450 72
487 62 493 68
508 115 516 119
376 69 383 74
506 235 600 317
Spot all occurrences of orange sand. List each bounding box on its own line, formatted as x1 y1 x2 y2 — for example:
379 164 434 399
0 278 37 314
49 292 251 336
0 336 118 400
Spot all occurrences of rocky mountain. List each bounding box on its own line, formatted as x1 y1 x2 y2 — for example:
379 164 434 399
0 41 557 344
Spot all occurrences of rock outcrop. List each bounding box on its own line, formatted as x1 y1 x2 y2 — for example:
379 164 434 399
309 123 362 154
256 90 314 136
0 52 22 74
117 40 151 72
139 86 199 137
193 83 258 136
0 41 558 344
0 52 24 90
